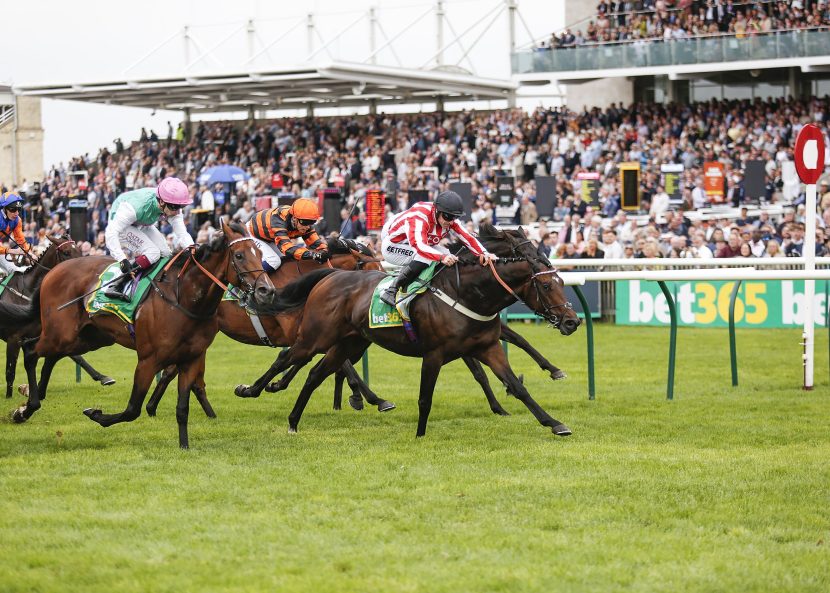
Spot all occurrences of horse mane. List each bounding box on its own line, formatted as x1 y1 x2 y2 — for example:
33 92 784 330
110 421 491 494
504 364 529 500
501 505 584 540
268 268 338 312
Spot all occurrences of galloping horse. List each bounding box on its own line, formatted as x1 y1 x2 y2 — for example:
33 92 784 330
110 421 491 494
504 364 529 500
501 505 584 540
0 234 114 399
1 220 276 448
144 238 396 416
236 223 580 437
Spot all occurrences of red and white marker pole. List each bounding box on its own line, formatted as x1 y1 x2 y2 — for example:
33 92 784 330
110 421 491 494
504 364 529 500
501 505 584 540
794 123 826 390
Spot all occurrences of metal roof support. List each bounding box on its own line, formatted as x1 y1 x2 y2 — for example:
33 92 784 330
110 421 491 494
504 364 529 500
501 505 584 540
506 0 517 53
308 13 367 62
363 5 433 64
186 21 248 70
244 17 305 65
369 7 377 65
121 27 182 76
440 14 477 74
307 13 314 59
436 0 444 67
419 1 503 69
454 4 505 68
373 20 404 67
247 19 255 64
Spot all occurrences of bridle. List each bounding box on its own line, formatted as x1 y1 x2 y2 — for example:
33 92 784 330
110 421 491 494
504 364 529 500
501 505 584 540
487 238 574 328
152 236 268 319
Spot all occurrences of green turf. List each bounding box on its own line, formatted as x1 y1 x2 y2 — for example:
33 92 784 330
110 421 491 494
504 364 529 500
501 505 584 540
1 323 828 593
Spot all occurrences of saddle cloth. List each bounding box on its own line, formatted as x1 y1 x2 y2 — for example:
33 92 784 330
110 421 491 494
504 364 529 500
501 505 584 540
85 258 168 324
368 262 438 329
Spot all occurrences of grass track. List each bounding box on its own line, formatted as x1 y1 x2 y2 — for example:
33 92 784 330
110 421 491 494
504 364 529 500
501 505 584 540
1 323 829 592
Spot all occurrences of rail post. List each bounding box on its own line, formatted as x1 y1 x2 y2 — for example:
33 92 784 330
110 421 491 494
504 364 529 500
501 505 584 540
657 281 677 400
728 280 742 387
573 285 595 400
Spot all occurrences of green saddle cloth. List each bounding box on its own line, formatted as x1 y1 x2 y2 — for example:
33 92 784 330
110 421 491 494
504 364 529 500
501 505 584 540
85 259 168 324
0 271 16 299
369 262 438 329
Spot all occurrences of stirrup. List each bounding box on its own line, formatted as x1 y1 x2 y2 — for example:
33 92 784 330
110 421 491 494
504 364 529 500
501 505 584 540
379 288 399 307
104 288 130 301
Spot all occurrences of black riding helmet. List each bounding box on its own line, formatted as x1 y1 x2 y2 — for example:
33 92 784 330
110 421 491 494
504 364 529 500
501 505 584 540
434 190 464 218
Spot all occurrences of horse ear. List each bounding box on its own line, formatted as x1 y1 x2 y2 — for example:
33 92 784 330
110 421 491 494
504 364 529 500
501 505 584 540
517 226 528 239
220 216 234 237
478 222 502 238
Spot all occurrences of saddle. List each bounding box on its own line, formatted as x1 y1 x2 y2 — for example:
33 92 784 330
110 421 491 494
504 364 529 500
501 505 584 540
369 263 439 340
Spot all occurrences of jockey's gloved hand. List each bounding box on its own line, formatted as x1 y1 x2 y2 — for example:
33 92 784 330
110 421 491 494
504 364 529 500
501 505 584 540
345 239 359 251
119 259 133 274
312 250 330 263
300 251 315 261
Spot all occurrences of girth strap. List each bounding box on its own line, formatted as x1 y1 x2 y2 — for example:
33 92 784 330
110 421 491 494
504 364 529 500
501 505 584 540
428 287 498 322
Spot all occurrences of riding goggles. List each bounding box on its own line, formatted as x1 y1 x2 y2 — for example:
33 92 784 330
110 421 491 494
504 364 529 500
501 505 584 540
297 218 317 226
4 206 21 213
438 211 458 222
163 202 185 211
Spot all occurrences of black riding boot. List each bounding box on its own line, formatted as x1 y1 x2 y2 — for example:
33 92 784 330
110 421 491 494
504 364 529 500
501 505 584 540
104 274 134 301
380 260 430 307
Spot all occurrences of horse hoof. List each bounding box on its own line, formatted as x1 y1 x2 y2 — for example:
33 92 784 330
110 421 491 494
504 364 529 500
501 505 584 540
17 384 29 397
146 407 157 417
99 377 116 386
83 408 102 423
550 370 568 380
234 385 257 398
493 408 510 416
348 395 364 411
288 426 297 434
264 382 283 393
551 424 572 437
10 407 27 424
377 400 396 412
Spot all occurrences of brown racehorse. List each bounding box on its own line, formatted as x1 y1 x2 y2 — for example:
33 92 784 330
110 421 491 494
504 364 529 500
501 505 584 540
144 238 396 416
1 220 276 448
235 224 580 437
0 234 114 398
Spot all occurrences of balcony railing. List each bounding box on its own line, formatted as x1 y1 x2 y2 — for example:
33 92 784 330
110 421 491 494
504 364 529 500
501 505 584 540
512 28 830 75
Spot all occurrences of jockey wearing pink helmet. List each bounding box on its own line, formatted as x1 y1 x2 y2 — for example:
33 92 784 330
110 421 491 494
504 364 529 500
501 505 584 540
104 177 195 300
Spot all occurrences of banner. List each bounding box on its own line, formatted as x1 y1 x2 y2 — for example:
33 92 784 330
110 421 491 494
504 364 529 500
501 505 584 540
365 189 385 231
495 176 515 207
407 189 430 207
744 160 766 200
660 163 683 202
576 172 600 206
616 279 830 328
704 162 725 202
535 176 557 219
619 162 640 210
449 182 473 221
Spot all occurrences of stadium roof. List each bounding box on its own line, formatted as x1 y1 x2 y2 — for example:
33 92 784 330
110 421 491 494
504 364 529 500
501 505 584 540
12 61 517 113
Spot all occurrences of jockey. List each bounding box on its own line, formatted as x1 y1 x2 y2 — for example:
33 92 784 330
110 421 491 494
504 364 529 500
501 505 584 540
0 192 36 276
379 190 497 306
246 197 330 271
104 177 194 299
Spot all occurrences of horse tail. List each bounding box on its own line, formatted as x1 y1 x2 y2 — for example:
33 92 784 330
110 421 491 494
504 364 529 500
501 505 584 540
0 286 40 325
269 268 338 312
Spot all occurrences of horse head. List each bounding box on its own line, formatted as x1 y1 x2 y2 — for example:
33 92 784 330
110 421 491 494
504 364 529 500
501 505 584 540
220 218 277 309
478 223 580 336
327 237 383 271
35 233 81 270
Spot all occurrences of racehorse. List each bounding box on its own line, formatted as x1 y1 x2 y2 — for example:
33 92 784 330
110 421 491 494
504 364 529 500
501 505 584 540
144 237 396 416
0 234 114 399
235 223 580 437
1 220 276 448
146 238 571 419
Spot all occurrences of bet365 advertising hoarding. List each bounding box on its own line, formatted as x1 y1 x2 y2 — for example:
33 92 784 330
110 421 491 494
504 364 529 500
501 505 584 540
616 280 830 328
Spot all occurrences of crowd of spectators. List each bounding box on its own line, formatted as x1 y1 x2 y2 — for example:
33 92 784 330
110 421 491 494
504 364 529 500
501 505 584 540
2 92 830 268
537 1 830 50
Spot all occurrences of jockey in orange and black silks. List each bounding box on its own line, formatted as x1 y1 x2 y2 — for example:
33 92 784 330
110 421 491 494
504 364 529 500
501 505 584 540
0 192 36 276
246 197 330 272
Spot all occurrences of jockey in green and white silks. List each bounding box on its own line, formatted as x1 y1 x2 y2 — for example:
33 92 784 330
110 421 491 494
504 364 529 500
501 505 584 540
104 177 193 299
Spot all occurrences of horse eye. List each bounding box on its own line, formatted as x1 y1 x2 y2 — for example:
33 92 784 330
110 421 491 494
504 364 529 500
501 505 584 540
234 252 244 260
543 283 551 290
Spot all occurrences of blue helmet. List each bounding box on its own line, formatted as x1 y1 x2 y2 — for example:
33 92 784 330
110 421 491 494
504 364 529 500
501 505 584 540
1 192 24 209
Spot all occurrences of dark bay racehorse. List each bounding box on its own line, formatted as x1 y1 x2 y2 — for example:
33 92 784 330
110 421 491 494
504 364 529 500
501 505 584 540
144 238 396 416
0 234 114 398
236 224 580 437
1 220 276 448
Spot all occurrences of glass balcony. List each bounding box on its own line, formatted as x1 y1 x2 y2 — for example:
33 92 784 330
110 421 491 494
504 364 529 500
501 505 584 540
511 29 830 75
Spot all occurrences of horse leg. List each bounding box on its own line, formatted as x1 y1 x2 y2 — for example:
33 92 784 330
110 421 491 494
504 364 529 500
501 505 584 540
83 358 156 428
263 364 303 393
145 365 177 417
70 355 116 386
416 353 444 437
10 343 41 423
332 369 347 411
36 355 62 401
235 349 296 399
462 356 509 416
5 342 19 398
287 346 352 433
475 343 571 436
500 323 567 380
341 358 396 412
176 356 204 449
190 356 215 419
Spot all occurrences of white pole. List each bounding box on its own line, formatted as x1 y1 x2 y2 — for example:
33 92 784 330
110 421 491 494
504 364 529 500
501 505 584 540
804 182 817 389
436 0 444 67
369 7 377 65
